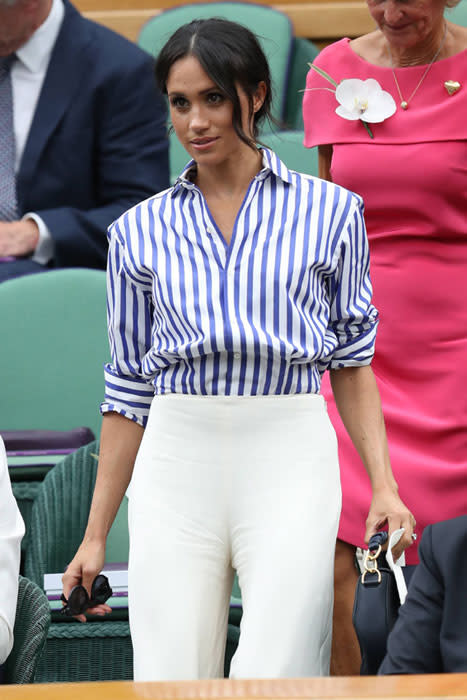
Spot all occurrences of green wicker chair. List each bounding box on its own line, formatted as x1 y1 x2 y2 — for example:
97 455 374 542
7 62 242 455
224 624 240 677
25 441 100 585
35 621 133 683
10 482 42 562
24 441 129 582
4 576 51 684
24 440 132 683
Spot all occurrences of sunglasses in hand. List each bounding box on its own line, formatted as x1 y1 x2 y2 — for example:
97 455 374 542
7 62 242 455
61 574 113 617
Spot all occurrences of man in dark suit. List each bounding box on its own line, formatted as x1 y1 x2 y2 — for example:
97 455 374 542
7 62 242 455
380 515 467 674
0 0 169 282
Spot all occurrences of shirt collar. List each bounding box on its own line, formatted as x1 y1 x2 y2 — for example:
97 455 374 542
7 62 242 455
16 0 65 74
172 146 294 196
257 146 294 184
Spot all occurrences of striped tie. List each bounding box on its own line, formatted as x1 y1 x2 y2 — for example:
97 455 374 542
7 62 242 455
0 54 18 222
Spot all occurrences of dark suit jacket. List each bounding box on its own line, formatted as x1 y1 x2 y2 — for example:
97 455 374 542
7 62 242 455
379 515 467 674
17 0 169 269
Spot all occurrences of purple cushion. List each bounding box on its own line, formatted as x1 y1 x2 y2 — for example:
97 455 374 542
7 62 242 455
2 427 95 452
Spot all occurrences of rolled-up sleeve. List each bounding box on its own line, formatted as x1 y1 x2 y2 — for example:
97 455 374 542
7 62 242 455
326 195 379 369
100 222 155 427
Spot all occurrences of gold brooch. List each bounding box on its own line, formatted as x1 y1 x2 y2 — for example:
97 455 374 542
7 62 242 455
444 80 461 96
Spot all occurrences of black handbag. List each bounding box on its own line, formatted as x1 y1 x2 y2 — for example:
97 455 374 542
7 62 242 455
352 531 416 675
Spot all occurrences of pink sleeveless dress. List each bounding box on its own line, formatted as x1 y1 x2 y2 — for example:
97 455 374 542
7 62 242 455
303 39 467 563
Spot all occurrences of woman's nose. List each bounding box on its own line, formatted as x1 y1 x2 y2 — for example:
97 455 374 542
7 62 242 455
384 0 404 24
189 106 209 131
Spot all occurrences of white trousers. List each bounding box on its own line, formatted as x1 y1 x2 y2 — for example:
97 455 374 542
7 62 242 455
128 394 341 681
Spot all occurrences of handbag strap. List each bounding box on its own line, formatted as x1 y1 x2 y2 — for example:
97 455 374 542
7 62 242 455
385 528 408 605
362 529 408 605
361 533 387 585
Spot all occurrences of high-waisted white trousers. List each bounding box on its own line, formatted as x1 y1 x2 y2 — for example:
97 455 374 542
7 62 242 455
128 393 341 681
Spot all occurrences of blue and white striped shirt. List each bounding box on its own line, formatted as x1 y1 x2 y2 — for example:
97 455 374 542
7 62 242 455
101 148 378 427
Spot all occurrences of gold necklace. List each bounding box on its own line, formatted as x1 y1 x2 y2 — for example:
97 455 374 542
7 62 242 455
387 24 447 110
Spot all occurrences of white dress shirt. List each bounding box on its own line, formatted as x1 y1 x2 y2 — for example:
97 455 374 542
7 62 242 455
12 0 64 264
0 438 25 665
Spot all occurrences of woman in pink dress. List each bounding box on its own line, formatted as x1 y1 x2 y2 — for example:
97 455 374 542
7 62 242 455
303 0 467 675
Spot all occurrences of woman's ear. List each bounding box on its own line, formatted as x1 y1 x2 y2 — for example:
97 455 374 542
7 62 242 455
253 81 267 113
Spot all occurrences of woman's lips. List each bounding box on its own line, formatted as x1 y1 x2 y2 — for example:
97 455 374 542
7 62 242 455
384 23 411 32
190 137 219 150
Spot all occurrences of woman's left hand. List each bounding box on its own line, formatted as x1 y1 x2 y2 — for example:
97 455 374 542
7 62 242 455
365 488 416 561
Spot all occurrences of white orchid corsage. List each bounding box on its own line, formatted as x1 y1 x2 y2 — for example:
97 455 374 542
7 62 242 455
307 64 396 138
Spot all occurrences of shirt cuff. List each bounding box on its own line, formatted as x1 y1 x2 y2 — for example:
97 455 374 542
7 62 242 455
328 321 378 369
22 213 55 265
102 363 154 426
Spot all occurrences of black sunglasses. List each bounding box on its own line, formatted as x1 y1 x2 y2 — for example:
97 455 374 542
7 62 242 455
61 574 113 616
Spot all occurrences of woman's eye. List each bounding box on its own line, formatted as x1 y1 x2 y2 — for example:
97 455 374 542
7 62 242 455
170 96 189 109
207 92 224 105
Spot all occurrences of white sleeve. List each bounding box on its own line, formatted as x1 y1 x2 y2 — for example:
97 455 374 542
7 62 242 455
23 213 55 265
0 438 25 664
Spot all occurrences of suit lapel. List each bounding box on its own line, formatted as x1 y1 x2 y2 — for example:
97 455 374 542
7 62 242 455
17 2 93 204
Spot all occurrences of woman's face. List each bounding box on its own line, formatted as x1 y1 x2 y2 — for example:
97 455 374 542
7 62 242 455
367 0 446 49
166 55 261 168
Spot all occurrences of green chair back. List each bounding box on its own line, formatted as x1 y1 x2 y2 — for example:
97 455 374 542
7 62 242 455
261 130 318 176
4 576 51 684
446 1 467 25
0 269 109 439
23 441 131 683
285 38 320 131
138 2 294 123
34 620 133 683
24 440 98 585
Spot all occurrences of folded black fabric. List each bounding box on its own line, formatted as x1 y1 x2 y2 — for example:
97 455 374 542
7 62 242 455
2 427 95 452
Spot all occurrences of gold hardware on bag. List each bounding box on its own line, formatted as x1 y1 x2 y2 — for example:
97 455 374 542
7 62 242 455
361 545 382 584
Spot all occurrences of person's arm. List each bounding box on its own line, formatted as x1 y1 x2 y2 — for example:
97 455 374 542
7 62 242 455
31 51 169 269
379 525 443 674
325 193 414 558
330 366 414 559
318 144 333 182
62 412 144 621
62 221 154 619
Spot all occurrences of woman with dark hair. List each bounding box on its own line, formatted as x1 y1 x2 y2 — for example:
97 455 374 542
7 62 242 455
63 18 414 681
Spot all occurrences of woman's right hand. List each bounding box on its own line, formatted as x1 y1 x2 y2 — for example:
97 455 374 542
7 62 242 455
62 538 112 622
